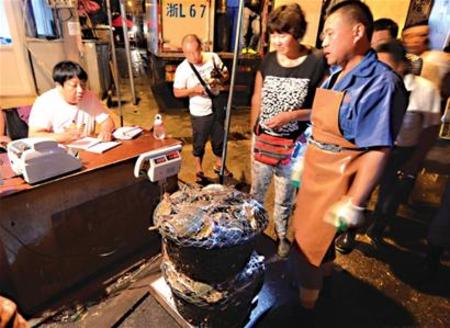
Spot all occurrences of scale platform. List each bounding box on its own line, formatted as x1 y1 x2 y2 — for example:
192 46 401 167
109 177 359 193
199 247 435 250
148 275 267 328
149 276 194 328
148 237 294 327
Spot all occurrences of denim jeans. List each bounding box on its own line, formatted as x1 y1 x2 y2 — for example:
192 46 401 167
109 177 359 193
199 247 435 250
251 136 295 240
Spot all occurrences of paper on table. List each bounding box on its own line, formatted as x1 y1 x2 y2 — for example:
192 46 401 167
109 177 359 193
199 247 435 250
68 137 121 153
67 137 101 150
113 126 143 140
86 141 121 154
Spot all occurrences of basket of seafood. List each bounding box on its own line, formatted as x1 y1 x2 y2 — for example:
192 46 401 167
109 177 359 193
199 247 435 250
153 184 268 283
162 252 265 328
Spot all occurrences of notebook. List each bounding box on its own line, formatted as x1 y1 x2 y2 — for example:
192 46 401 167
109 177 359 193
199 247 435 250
68 137 121 154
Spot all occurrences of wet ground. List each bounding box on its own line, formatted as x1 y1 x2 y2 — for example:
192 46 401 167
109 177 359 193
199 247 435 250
32 52 450 327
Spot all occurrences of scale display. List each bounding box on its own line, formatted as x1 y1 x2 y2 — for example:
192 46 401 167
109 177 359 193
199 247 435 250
153 156 167 164
134 144 182 182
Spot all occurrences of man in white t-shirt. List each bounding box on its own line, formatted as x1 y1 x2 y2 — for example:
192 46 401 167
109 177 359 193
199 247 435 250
173 34 231 182
401 22 450 93
29 61 115 143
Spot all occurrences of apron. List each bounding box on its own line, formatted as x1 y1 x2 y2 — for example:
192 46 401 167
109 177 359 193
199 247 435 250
293 88 368 267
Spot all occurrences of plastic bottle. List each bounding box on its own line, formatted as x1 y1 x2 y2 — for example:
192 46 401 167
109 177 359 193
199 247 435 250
153 114 166 140
291 127 311 188
291 141 305 188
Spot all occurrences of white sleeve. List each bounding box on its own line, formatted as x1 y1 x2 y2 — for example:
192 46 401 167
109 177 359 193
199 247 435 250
28 96 52 131
85 91 110 124
173 63 188 89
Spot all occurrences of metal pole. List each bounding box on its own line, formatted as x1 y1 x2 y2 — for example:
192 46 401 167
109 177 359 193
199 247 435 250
219 0 244 184
119 0 137 105
106 0 124 127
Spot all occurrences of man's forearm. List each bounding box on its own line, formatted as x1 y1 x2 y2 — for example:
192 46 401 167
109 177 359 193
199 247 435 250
174 87 195 98
100 117 115 134
98 117 115 141
28 129 69 143
347 148 391 206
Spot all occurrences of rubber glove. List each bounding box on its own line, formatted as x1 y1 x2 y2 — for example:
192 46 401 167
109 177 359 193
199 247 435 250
324 198 365 232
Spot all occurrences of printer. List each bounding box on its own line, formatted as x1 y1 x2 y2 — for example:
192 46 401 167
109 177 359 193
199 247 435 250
7 137 82 184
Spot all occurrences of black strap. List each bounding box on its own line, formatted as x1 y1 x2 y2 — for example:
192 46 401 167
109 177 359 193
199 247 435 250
189 62 215 99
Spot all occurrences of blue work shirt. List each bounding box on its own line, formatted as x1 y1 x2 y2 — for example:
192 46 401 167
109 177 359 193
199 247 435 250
322 50 408 148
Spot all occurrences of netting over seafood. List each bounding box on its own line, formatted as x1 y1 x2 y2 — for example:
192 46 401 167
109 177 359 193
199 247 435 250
153 184 269 249
161 252 265 308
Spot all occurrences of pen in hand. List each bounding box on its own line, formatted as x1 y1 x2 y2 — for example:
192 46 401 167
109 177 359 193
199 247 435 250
63 122 84 142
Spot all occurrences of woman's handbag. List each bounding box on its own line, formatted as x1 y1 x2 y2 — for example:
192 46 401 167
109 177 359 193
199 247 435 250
253 128 295 166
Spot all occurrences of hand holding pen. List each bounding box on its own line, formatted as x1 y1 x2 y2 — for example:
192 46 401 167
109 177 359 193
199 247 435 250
63 122 84 142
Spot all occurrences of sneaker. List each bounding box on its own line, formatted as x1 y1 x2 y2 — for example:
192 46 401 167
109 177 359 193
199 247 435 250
247 48 258 55
277 238 291 258
335 230 356 255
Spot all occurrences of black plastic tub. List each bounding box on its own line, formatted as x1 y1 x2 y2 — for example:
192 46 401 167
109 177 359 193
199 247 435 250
171 272 264 328
164 238 255 284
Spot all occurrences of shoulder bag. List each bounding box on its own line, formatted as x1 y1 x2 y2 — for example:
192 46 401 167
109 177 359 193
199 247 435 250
189 62 227 121
253 124 295 166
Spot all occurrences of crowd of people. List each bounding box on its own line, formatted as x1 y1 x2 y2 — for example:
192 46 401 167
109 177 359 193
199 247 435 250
1 0 449 325
172 0 448 318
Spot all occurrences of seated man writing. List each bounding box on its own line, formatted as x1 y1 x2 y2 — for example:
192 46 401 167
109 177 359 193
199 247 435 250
28 61 115 143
